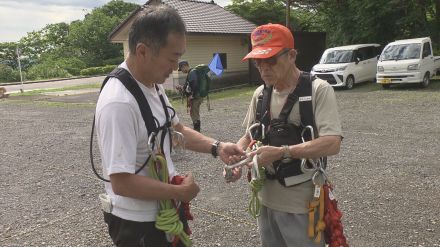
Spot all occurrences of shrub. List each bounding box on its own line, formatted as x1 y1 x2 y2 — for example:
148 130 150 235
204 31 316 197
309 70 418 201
56 58 87 76
102 57 124 66
80 64 117 76
0 64 21 82
26 63 70 81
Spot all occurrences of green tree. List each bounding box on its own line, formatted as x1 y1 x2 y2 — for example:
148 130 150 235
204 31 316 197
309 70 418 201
225 0 323 31
68 0 138 66
319 0 440 47
0 42 19 68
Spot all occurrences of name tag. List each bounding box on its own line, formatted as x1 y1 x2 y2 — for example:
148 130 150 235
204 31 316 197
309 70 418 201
299 96 312 102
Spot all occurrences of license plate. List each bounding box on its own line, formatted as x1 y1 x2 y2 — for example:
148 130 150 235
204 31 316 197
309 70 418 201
380 78 391 84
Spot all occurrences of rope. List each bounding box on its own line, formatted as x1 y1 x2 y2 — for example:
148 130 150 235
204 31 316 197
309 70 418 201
248 166 265 218
148 155 192 247
248 143 265 218
308 185 325 242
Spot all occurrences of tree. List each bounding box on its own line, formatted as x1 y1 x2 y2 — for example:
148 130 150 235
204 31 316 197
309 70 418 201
68 0 138 66
317 0 440 47
0 42 19 68
225 0 323 31
227 0 439 50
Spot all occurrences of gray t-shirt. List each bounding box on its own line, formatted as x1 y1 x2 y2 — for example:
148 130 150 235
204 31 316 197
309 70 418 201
242 78 342 213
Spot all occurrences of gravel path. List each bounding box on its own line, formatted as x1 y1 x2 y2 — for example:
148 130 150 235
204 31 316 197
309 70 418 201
1 82 440 247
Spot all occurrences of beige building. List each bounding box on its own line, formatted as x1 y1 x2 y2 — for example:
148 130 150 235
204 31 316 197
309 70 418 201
109 0 256 90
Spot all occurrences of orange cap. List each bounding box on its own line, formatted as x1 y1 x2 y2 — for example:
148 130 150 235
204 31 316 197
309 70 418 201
242 23 294 61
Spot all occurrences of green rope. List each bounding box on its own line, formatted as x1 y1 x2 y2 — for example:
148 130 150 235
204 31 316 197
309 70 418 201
247 141 266 218
148 155 192 247
248 166 266 218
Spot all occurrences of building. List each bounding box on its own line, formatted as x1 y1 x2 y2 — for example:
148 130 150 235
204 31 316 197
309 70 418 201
108 0 256 90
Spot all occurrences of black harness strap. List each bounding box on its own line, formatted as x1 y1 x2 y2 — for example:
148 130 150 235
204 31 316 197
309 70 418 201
101 67 159 135
256 72 317 139
91 67 173 182
253 72 317 144
297 73 317 139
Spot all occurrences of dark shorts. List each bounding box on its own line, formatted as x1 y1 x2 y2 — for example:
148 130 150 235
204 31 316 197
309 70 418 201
103 212 184 247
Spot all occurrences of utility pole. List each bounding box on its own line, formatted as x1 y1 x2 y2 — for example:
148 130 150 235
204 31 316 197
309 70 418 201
16 47 24 93
286 0 291 29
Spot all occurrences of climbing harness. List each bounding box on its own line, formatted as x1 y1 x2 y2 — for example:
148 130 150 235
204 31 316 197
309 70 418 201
90 67 193 246
254 72 325 187
90 67 176 182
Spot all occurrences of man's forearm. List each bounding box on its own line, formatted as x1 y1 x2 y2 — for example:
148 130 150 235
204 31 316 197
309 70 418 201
289 135 341 159
175 123 215 153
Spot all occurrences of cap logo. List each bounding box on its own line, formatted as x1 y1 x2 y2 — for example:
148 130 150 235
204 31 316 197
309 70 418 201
251 48 273 55
252 29 272 47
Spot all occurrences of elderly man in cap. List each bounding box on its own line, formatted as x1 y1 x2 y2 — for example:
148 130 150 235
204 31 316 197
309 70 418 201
233 23 343 246
177 60 204 132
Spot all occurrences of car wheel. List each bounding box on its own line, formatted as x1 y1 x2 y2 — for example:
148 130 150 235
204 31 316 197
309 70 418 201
420 72 430 88
345 75 355 90
382 84 391 89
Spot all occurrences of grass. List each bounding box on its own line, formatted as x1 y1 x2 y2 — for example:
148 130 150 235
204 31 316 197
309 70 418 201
9 83 101 96
169 85 257 104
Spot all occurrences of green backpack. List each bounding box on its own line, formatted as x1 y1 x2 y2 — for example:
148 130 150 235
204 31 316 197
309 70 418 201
193 64 211 97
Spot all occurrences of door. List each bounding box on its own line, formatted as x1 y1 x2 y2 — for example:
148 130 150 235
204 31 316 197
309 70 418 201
421 42 434 76
363 46 379 81
354 47 369 82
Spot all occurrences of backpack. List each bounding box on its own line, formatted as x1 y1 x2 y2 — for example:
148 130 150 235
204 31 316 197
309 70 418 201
183 64 211 97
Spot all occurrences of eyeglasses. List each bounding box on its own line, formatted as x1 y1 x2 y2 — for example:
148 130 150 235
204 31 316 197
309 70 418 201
253 49 290 67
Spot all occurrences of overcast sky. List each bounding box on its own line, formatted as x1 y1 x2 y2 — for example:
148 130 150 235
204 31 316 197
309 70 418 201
0 0 231 43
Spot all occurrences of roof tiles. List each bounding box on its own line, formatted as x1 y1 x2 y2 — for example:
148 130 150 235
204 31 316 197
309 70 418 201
153 0 256 34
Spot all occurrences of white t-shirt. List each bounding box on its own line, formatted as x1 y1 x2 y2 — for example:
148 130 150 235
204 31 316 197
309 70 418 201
95 62 179 222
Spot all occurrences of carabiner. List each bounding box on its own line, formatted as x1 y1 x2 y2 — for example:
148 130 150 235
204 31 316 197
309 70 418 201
147 132 158 161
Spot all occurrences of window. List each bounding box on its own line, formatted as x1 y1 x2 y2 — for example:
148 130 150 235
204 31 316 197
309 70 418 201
214 53 227 69
356 47 370 61
422 42 431 58
364 46 377 59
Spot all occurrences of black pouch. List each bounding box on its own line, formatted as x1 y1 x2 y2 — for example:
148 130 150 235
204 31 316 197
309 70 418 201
267 120 315 187
267 119 301 147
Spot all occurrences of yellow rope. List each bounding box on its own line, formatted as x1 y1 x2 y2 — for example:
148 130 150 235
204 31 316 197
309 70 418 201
307 185 325 243
148 155 192 247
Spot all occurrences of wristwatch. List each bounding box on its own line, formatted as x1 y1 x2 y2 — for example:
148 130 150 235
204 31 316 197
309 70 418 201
211 140 221 158
281 145 291 159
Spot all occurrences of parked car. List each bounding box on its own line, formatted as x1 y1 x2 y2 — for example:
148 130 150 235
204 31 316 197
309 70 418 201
311 44 381 89
376 37 440 88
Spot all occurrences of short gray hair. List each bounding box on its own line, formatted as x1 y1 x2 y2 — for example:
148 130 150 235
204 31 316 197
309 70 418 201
128 5 186 55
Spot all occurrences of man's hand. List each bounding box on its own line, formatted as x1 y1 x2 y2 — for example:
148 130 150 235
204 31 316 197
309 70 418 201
249 145 283 167
223 167 242 183
176 173 200 202
218 142 245 165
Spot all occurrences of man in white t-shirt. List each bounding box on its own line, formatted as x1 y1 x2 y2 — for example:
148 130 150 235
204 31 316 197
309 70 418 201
95 6 243 247
231 24 343 247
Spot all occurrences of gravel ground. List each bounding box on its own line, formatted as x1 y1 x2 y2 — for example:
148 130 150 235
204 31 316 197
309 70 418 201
1 81 440 247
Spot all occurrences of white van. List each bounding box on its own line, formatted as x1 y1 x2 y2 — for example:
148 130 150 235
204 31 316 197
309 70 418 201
376 37 440 88
311 44 381 89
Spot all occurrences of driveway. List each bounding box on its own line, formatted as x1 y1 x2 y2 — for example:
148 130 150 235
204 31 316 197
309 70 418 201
1 82 440 246
1 76 106 94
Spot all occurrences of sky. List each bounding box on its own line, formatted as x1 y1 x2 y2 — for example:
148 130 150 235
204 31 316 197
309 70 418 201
0 0 231 43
